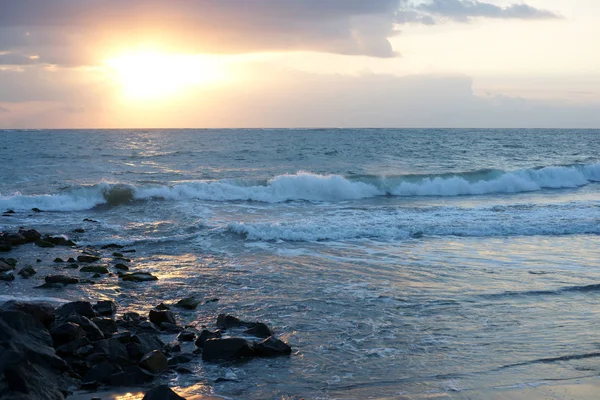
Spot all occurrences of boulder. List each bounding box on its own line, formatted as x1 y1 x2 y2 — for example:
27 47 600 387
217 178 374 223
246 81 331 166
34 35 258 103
143 385 186 400
155 302 170 310
50 322 86 347
0 259 15 272
93 338 129 364
0 301 55 328
35 239 55 248
0 271 15 281
202 338 256 361
73 228 85 233
175 297 200 310
94 300 117 316
120 272 158 282
82 361 120 386
92 318 118 337
44 275 78 285
108 365 154 386
5 233 27 246
167 353 194 366
77 255 100 263
31 207 43 212
80 266 109 274
66 314 105 341
17 265 36 278
139 350 168 373
177 330 196 342
195 329 222 348
254 336 292 357
54 336 91 357
101 243 123 249
114 263 129 271
216 314 245 329
148 310 176 326
19 228 41 242
0 257 17 267
56 301 96 319
0 241 11 252
45 235 76 247
54 258 64 263
244 322 274 338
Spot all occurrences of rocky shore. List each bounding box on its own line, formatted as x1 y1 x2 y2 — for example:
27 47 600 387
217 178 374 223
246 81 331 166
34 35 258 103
0 226 292 400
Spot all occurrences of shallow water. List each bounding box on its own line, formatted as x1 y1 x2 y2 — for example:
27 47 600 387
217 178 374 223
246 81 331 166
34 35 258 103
1 128 600 399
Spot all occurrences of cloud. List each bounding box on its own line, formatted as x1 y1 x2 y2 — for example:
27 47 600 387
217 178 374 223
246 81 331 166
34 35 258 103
399 0 560 24
0 106 10 113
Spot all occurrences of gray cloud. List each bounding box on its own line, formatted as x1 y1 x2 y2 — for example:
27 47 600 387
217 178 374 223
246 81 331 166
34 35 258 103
401 0 560 24
0 106 10 113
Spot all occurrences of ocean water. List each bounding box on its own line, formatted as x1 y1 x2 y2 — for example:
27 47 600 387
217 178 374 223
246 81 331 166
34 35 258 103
1 128 600 399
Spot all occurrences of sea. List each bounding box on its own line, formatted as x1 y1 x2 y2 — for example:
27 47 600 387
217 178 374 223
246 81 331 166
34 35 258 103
1 128 600 399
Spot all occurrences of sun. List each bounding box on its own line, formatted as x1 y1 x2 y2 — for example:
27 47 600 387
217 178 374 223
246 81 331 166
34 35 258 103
104 48 227 101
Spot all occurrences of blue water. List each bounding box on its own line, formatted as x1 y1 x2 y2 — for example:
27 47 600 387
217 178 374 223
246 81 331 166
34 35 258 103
1 128 600 399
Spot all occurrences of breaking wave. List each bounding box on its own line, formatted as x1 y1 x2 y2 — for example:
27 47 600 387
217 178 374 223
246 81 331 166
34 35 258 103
0 163 599 211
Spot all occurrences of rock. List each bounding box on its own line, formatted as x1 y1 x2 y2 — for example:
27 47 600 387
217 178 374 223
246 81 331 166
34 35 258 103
204 298 219 304
0 311 72 399
66 314 105 341
158 322 180 333
164 341 181 354
216 314 245 329
1 257 17 267
244 322 274 338
175 297 200 310
19 228 41 242
54 257 64 263
66 257 76 263
202 338 256 361
82 361 119 385
177 330 196 342
130 333 165 356
143 385 186 400
5 233 27 245
108 366 155 386
0 241 11 252
114 263 129 271
83 218 98 223
120 311 142 326
148 310 176 326
77 255 100 263
66 263 79 269
155 302 170 310
31 207 43 212
120 272 158 282
73 228 85 233
122 249 136 253
254 336 292 357
0 259 14 272
50 322 86 347
93 338 130 364
140 350 168 373
35 239 55 248
113 331 132 344
18 265 36 278
80 265 109 274
54 336 91 357
45 275 79 285
195 329 222 348
167 353 194 366
92 317 119 337
45 235 76 247
94 300 117 316
4 209 15 214
56 301 96 319
0 271 15 281
112 252 124 258
175 366 193 374
0 300 55 328
101 243 124 249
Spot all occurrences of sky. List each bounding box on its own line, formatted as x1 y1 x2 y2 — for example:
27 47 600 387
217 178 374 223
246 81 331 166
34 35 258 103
0 0 599 128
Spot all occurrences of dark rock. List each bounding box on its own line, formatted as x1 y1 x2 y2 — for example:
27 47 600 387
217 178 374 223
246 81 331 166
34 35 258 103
121 272 158 282
113 331 132 344
140 350 168 373
35 239 55 248
18 265 36 278
67 257 76 263
0 259 14 272
122 249 136 253
202 338 256 361
195 329 222 348
94 300 117 316
55 336 91 357
45 235 76 247
149 310 176 326
6 233 27 245
108 365 154 386
160 322 181 333
114 263 129 271
0 241 11 252
112 252 124 258
50 322 86 347
244 322 274 338
80 265 109 274
131 333 165 356
0 300 55 328
82 361 119 385
175 366 193 374
77 255 100 263
204 298 219 304
175 297 200 310
92 273 101 278
56 301 96 319
167 353 194 366
93 338 129 364
54 257 64 263
73 228 85 233
66 314 105 341
0 271 15 281
254 336 292 357
216 314 245 329
155 302 170 310
0 310 72 399
45 275 79 285
19 228 41 242
1 257 17 267
101 243 123 249
66 263 79 269
119 311 141 327
31 207 43 212
92 318 118 337
177 330 196 342
138 321 160 333
83 218 98 223
116 257 131 262
164 341 181 354
4 209 15 214
142 385 186 400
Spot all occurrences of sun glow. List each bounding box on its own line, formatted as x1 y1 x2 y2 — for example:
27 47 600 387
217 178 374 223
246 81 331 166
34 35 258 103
105 49 227 100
